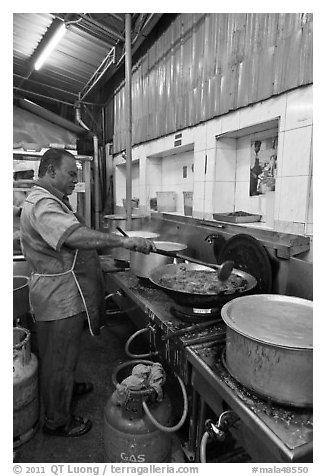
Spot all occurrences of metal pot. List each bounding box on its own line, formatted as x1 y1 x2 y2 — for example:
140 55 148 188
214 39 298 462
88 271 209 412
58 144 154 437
111 230 160 263
13 256 31 277
13 275 30 320
149 262 257 308
131 242 187 278
221 294 313 408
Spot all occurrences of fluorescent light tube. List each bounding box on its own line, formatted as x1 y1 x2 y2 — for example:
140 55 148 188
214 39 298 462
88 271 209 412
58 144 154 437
34 23 66 71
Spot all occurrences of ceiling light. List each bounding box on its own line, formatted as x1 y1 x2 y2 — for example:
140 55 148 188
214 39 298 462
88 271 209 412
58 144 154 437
34 23 66 71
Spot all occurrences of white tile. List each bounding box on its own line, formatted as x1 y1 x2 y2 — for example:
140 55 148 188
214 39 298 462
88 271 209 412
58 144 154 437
305 223 313 235
284 85 313 131
194 123 207 152
178 127 194 146
193 151 206 182
216 137 237 150
144 140 155 157
280 126 312 177
146 161 162 187
263 95 286 132
221 110 240 134
236 138 251 181
273 177 282 222
234 181 262 214
135 144 144 159
273 131 285 184
206 117 222 150
215 148 237 181
202 210 214 221
193 180 205 201
212 182 235 213
239 103 261 130
239 93 287 131
307 175 313 224
205 149 216 182
138 185 146 205
277 176 309 222
192 199 204 218
204 181 214 214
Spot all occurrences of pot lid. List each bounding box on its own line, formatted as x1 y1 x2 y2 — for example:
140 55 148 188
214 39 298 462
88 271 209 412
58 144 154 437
154 241 187 252
218 233 272 293
221 294 313 349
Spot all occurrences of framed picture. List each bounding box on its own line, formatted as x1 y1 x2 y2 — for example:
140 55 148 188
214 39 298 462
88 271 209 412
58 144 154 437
250 137 278 196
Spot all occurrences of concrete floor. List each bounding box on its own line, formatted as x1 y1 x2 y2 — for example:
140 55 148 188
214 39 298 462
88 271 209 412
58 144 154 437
14 315 186 464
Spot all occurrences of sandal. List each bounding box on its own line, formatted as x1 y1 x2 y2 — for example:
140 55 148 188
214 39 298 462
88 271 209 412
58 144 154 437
73 382 94 398
43 415 92 437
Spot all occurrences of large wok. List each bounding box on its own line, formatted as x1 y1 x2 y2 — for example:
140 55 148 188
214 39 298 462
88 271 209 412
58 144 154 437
149 262 257 308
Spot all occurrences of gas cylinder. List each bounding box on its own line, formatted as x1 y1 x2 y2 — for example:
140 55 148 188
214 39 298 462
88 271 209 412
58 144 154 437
13 327 39 448
103 360 173 463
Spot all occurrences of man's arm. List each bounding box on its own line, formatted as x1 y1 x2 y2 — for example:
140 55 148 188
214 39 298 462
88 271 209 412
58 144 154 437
64 225 155 254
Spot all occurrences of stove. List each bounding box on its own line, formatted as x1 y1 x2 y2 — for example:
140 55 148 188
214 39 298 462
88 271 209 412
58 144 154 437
189 342 313 462
136 276 157 288
170 303 222 323
105 269 313 462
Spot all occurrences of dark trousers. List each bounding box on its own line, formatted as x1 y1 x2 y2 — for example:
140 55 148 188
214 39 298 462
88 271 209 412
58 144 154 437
36 312 85 429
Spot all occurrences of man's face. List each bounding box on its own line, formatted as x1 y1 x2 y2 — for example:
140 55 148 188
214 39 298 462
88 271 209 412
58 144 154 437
52 156 78 196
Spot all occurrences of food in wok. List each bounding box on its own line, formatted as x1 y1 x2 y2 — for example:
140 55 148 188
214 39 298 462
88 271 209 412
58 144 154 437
155 264 247 295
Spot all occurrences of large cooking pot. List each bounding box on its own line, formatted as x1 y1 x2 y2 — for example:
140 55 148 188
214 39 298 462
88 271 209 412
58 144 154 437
131 242 187 279
149 262 257 308
13 275 30 320
14 255 31 277
221 294 313 408
111 230 160 263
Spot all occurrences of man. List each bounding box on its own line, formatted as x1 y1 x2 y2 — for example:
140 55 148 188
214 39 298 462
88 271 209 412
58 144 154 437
20 148 156 437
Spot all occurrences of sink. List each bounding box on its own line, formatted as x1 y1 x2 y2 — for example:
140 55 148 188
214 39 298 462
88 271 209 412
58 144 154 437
13 276 30 320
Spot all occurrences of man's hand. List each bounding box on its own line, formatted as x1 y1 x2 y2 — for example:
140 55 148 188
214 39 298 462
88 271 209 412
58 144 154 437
123 237 157 254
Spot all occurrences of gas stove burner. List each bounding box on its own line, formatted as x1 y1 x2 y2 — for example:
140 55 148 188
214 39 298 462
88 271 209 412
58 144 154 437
137 277 157 288
171 303 221 323
114 259 130 269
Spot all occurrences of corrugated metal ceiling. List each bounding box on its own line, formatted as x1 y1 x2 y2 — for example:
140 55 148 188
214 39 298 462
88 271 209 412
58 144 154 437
13 13 163 109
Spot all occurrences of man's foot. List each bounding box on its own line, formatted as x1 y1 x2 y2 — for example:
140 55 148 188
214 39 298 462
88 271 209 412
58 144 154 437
43 416 92 437
73 382 94 398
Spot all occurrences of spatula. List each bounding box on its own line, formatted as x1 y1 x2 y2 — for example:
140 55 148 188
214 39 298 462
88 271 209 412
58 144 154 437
116 226 234 281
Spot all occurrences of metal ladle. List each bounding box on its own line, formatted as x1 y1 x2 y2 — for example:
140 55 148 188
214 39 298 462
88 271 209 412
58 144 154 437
116 226 234 281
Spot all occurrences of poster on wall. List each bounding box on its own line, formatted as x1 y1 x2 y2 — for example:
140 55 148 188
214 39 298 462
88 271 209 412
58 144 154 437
250 137 278 196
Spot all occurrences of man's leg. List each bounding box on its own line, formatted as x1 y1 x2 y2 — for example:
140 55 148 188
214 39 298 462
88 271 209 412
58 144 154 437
36 312 85 429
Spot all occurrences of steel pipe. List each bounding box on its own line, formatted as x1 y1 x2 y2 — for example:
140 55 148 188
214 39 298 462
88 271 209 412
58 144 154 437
125 13 132 230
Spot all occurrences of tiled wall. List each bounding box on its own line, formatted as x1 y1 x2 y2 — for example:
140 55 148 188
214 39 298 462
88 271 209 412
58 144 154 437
115 162 140 208
276 86 313 236
113 84 313 240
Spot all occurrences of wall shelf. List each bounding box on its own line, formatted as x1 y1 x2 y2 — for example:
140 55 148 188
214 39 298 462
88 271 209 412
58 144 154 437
156 213 310 259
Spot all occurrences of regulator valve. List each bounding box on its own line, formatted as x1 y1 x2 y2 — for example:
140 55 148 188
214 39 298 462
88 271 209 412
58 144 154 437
204 410 239 442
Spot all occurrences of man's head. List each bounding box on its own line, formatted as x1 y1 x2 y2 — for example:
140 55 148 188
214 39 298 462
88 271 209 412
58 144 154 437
38 148 78 196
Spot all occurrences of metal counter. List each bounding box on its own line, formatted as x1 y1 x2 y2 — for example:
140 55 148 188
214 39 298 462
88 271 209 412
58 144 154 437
103 261 313 463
